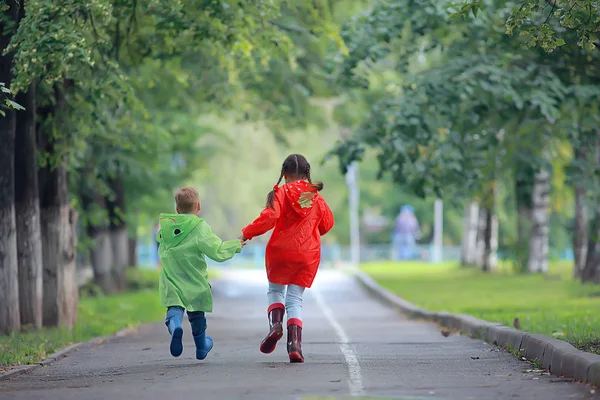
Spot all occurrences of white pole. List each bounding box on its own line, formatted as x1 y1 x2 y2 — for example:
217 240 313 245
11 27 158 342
346 162 360 267
432 199 443 263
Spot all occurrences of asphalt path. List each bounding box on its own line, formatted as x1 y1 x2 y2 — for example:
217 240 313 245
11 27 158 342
1 269 598 400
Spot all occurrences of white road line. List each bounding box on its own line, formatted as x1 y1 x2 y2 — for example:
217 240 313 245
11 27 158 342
312 288 365 396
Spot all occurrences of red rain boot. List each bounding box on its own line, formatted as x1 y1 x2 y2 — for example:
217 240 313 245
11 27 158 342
260 303 285 354
287 319 304 363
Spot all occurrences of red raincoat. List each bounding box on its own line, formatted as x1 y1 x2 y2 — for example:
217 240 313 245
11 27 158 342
242 180 334 288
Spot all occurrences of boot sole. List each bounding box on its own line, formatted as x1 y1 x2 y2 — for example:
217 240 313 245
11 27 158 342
260 328 283 354
288 351 304 363
170 327 183 357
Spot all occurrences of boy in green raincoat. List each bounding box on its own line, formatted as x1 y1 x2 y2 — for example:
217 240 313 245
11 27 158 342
156 187 245 360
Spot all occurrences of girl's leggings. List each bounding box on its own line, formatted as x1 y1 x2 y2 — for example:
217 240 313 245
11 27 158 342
267 282 305 320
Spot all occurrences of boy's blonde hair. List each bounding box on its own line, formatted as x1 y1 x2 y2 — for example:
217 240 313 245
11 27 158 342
175 187 200 213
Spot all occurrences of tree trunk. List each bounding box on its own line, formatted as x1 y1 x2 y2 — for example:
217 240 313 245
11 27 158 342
514 158 535 273
474 207 487 267
581 131 600 283
0 0 21 334
476 182 498 271
461 201 479 266
582 195 600 282
573 145 588 279
0 100 21 333
39 163 79 327
515 205 532 273
90 228 115 292
475 207 498 270
527 169 550 273
81 189 117 294
15 82 43 328
582 211 600 283
39 85 78 327
573 184 588 278
483 207 498 271
107 174 128 291
128 237 138 268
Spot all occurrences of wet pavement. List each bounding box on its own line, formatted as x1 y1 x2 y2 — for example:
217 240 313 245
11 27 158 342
1 269 598 400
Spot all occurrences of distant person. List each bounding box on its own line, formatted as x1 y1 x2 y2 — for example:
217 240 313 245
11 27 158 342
156 187 246 360
240 154 334 363
393 205 421 260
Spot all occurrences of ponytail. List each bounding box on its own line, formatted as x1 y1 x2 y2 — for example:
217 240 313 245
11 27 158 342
266 170 284 209
265 189 276 209
310 181 324 191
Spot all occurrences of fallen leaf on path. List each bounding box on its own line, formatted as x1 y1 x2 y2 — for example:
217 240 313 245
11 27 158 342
441 329 451 337
470 356 480 360
524 369 546 374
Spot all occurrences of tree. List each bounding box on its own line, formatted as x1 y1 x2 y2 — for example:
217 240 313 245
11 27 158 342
37 83 79 327
328 0 574 273
15 80 43 328
453 0 600 51
0 0 21 334
4 0 345 301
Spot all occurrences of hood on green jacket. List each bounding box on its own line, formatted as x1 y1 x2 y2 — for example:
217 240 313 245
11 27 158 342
156 213 202 249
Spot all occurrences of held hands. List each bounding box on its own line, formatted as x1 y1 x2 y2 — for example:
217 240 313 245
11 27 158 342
238 234 248 248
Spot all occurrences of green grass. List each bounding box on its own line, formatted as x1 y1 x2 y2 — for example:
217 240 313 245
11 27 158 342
362 261 600 355
0 267 220 367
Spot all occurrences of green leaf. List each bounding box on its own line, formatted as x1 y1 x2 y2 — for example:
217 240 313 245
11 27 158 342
4 99 24 111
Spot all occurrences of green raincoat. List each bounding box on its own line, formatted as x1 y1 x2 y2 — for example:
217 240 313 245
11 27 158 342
156 213 242 312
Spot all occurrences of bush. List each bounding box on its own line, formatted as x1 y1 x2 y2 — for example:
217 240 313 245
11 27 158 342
126 268 160 291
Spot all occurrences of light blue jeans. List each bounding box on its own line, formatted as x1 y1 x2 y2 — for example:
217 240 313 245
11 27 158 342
268 282 305 320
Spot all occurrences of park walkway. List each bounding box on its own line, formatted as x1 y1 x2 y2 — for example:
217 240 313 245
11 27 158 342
1 269 598 400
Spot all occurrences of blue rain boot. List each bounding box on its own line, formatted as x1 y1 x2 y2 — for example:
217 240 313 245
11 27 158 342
166 308 184 357
188 310 212 360
193 332 213 360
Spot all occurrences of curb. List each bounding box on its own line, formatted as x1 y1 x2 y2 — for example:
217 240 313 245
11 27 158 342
355 270 600 387
0 326 136 381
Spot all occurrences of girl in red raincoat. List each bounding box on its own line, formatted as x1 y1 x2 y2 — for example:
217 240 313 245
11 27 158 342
241 154 334 363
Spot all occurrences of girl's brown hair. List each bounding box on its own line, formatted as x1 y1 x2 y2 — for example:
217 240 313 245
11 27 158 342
265 154 324 208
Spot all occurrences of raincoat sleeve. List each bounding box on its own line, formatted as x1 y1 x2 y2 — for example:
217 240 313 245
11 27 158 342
318 199 335 236
242 191 283 240
196 222 242 262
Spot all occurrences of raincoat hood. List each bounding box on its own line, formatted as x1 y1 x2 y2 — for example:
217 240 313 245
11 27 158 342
157 213 202 249
278 180 319 218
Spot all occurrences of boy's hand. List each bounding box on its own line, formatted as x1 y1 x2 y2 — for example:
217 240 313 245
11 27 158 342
238 235 248 247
